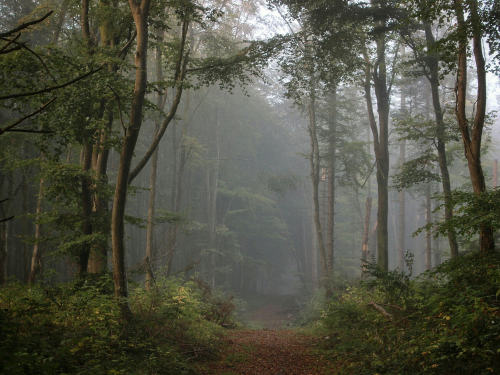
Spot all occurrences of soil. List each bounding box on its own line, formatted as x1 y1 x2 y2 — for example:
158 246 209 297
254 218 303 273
200 329 337 375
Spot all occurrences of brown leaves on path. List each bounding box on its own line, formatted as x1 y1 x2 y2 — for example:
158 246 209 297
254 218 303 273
201 329 337 375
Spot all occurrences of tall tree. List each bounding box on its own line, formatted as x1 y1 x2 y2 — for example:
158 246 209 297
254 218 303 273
453 0 495 252
111 0 151 315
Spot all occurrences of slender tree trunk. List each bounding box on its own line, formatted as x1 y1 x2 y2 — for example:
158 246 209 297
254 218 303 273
0 221 6 284
165 91 191 276
53 0 70 44
425 184 432 270
145 146 158 289
207 110 220 288
80 142 93 276
363 28 390 271
111 0 150 316
361 130 372 272
28 176 44 285
361 196 372 263
87 5 119 274
165 122 179 276
307 92 328 280
145 34 164 289
398 80 406 270
494 160 498 188
326 89 337 275
424 23 459 258
454 0 495 252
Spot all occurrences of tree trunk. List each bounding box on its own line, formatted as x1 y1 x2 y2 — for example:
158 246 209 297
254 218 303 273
111 0 150 317
398 78 406 270
454 0 495 252
361 196 372 265
424 23 459 258
0 221 6 284
145 145 158 289
363 28 390 271
326 89 337 275
79 141 93 276
207 110 220 288
425 184 432 270
87 6 119 274
28 176 44 285
361 129 372 272
494 160 498 188
145 34 164 289
307 92 328 280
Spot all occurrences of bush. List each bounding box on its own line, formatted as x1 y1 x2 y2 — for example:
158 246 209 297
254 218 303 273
318 251 500 375
0 275 225 374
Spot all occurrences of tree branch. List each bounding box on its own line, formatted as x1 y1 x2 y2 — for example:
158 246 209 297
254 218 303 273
0 67 101 100
0 97 56 135
128 19 190 184
0 11 53 38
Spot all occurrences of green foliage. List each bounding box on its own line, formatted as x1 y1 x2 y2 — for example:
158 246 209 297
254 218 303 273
430 188 500 240
317 251 500 374
0 276 226 374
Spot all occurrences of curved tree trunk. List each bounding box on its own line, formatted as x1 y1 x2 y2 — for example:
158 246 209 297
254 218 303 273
454 0 495 252
111 0 151 318
424 23 459 258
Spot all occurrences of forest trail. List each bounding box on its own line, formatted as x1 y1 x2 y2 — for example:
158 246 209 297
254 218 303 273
201 329 337 375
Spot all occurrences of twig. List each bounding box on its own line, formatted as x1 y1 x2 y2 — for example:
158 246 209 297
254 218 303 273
368 301 393 320
0 33 21 53
0 67 101 100
0 37 58 83
0 97 56 135
107 85 126 132
0 11 53 38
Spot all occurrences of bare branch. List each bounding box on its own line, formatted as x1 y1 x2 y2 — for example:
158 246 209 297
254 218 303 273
0 11 53 38
368 301 393 320
0 97 56 135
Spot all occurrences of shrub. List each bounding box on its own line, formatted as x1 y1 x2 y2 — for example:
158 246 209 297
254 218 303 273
318 251 500 375
0 275 224 374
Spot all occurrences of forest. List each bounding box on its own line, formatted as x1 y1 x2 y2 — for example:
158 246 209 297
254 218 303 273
0 0 499 374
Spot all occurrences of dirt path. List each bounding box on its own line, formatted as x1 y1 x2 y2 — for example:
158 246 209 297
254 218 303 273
201 329 337 375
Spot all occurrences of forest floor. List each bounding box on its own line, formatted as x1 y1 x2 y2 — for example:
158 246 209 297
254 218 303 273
198 295 338 375
200 329 338 375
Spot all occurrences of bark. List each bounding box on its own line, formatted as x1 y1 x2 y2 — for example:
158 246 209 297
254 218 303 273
454 0 495 252
165 123 188 276
206 110 220 288
494 160 498 188
145 33 164 290
363 32 390 271
326 89 337 275
52 0 70 44
128 19 190 185
398 80 406 270
424 23 459 258
307 92 328 280
361 196 372 266
111 0 150 317
28 176 44 285
87 109 113 273
79 142 93 276
145 145 158 290
361 129 373 272
0 221 6 284
425 184 432 270
87 10 118 274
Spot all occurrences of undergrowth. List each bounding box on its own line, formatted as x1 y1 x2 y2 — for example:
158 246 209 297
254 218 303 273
317 251 500 375
0 276 236 374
